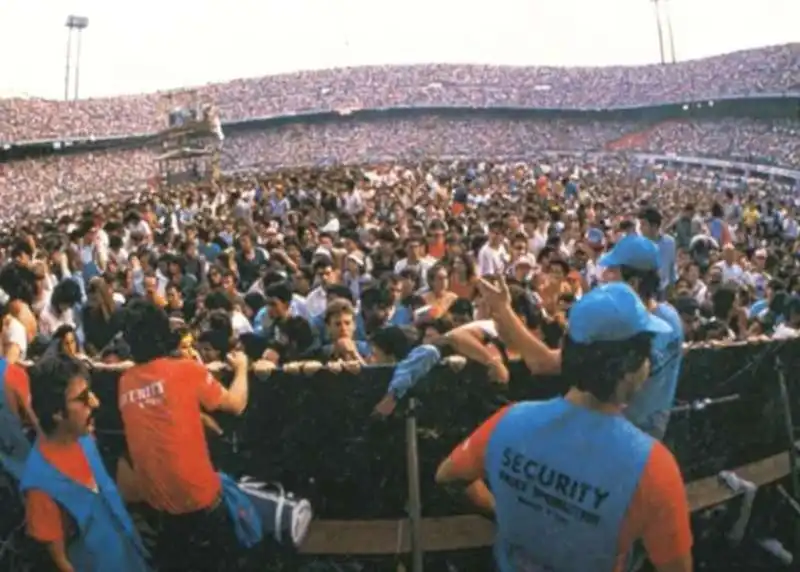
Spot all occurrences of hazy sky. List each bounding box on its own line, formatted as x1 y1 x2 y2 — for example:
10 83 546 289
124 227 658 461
0 0 797 99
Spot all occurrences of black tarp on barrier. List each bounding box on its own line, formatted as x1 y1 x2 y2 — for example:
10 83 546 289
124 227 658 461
89 337 800 521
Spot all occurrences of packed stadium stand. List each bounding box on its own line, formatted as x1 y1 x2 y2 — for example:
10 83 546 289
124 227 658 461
0 43 798 219
0 44 798 143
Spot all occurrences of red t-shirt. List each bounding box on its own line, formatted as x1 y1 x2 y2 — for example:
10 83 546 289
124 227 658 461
4 363 33 426
119 357 224 514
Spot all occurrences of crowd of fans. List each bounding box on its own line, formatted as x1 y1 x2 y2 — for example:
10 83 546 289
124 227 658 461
0 41 798 571
0 156 797 372
1 44 798 143
0 150 797 569
629 118 800 166
2 115 799 222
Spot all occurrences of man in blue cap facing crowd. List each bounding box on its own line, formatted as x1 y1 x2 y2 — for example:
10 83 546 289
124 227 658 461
474 233 684 440
597 233 684 438
436 281 692 572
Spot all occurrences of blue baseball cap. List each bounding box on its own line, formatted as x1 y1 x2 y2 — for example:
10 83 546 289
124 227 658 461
598 234 660 271
568 282 671 343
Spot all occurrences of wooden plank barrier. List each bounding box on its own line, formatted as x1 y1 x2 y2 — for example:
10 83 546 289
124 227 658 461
298 442 797 555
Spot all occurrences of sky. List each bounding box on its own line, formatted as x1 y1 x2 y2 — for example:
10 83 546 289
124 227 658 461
0 0 797 100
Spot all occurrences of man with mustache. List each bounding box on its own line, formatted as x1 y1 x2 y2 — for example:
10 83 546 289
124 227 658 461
21 355 150 572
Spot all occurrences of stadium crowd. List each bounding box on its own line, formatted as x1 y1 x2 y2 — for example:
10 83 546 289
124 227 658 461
0 42 799 572
2 115 799 221
632 118 800 166
0 150 798 567
1 44 798 143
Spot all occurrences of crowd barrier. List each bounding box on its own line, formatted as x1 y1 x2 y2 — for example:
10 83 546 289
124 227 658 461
0 339 796 570
80 337 800 566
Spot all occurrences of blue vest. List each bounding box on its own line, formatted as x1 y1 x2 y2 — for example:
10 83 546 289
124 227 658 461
20 437 151 572
0 359 32 481
624 302 684 439
485 399 654 572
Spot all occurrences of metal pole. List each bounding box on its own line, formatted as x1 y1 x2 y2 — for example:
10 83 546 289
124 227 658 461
405 398 424 572
74 29 83 100
651 0 666 65
664 0 677 63
64 26 73 101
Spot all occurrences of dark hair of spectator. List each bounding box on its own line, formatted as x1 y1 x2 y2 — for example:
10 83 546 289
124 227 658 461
562 332 653 402
398 267 421 291
265 282 293 305
50 279 82 316
638 207 663 227
470 234 488 255
425 263 448 287
122 299 174 363
401 294 426 312
711 284 737 320
421 316 454 337
326 284 354 304
52 324 77 345
205 290 235 312
10 239 33 260
29 356 89 435
548 257 570 276
508 285 545 330
27 334 52 361
0 262 36 306
262 270 288 290
361 286 391 311
243 291 267 316
312 259 333 275
619 266 660 301
370 326 417 361
280 317 316 360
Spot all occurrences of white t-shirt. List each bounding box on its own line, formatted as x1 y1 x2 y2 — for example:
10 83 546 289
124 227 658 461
477 243 507 277
38 306 76 337
231 311 253 336
4 317 27 360
714 261 745 284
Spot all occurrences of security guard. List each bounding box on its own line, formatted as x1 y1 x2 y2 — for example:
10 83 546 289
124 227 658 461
436 283 692 572
476 234 684 440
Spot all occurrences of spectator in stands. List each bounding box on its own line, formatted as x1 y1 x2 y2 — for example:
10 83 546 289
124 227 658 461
638 207 677 299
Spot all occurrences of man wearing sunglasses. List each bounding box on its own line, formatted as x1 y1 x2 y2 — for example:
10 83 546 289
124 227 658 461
20 355 150 572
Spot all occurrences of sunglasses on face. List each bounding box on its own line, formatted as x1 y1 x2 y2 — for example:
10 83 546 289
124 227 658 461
70 387 93 406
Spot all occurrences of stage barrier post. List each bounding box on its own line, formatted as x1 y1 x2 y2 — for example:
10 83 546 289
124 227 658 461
405 397 424 572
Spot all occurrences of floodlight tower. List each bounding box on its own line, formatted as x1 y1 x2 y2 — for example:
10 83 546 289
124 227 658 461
664 0 677 63
650 0 666 65
64 15 89 101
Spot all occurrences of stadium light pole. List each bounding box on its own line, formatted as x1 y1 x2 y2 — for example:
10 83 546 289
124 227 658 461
64 20 73 100
650 0 666 65
65 15 89 101
664 0 677 63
